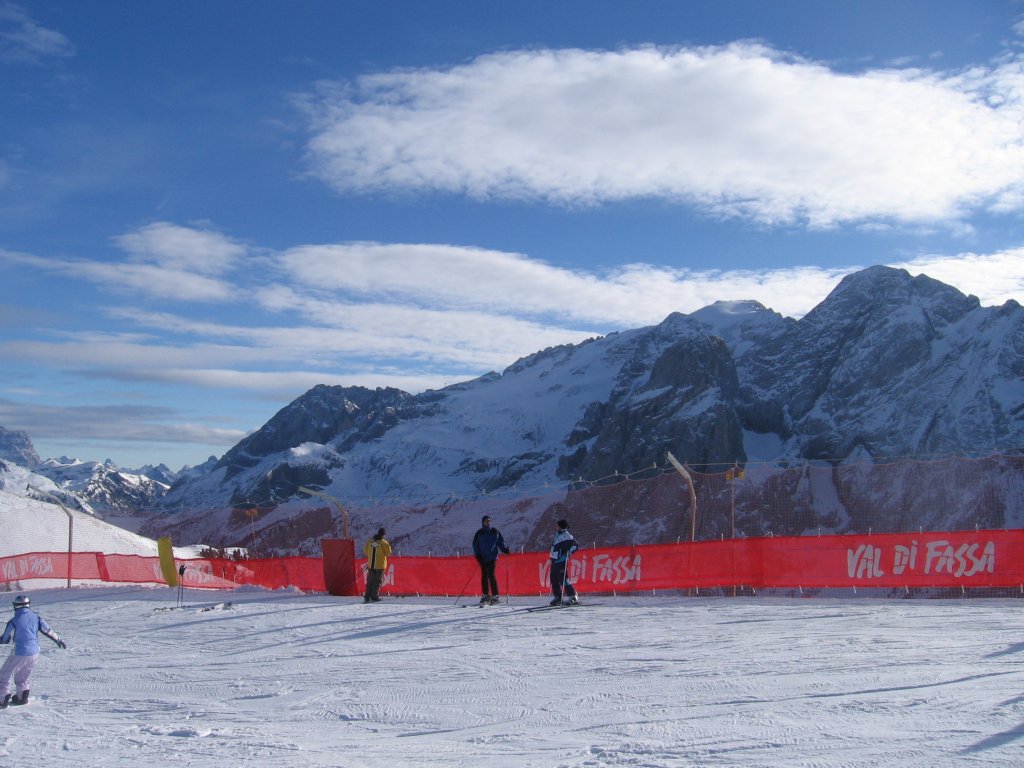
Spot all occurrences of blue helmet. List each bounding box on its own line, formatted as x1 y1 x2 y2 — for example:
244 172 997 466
12 595 29 609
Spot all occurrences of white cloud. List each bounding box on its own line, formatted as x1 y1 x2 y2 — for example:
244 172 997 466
113 222 248 276
1 223 246 302
0 2 74 64
280 242 611 321
275 240 853 322
300 43 1024 227
95 367 449 398
278 241 856 324
0 398 243 445
0 337 275 372
274 239 1024 336
0 248 237 302
893 248 1024 307
114 299 595 371
78 261 238 302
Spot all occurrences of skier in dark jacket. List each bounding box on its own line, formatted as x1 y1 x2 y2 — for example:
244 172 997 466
472 516 510 605
548 519 579 606
1 595 66 708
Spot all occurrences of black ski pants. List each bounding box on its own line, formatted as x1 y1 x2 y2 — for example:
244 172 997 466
479 559 499 597
365 568 385 601
550 560 577 600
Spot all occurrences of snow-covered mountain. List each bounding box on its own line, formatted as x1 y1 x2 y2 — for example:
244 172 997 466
158 311 755 515
0 438 172 524
143 266 1024 555
0 460 205 586
0 425 41 467
735 266 1024 460
31 458 171 516
0 460 79 509
0 428 174 519
133 463 179 487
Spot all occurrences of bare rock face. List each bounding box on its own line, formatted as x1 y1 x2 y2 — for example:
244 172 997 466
214 384 413 480
559 314 745 481
0 426 41 467
737 266 1021 460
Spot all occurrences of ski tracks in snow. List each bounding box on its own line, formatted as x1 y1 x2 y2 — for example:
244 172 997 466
4 589 1024 766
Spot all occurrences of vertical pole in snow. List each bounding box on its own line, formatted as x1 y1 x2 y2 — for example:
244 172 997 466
29 485 73 588
666 452 697 542
666 453 697 596
561 550 571 603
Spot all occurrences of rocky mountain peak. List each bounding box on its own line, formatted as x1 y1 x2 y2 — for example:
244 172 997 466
0 426 41 467
215 384 413 479
738 265 1020 460
691 299 792 357
806 266 979 334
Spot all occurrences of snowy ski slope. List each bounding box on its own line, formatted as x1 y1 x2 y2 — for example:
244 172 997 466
1 587 1022 766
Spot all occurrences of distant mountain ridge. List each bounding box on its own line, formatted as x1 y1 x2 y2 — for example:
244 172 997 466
0 427 177 517
33 458 171 515
142 266 1023 554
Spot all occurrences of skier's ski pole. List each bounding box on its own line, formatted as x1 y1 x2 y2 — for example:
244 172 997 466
561 550 570 601
503 557 509 605
453 567 476 605
177 564 187 608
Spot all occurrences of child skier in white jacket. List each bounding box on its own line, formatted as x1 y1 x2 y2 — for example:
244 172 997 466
0 594 67 708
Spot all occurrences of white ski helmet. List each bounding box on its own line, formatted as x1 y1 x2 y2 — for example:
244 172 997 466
12 595 30 609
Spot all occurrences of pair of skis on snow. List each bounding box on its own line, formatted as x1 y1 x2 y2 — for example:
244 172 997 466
524 601 600 612
153 601 233 614
463 601 601 612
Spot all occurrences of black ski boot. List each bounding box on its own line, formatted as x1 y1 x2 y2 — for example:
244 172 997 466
11 690 28 706
0 694 10 709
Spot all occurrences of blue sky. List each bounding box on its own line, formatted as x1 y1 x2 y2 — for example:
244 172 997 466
2 0 1024 471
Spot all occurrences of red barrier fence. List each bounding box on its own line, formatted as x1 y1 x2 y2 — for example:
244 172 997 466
0 551 326 591
329 529 1020 597
4 529 1022 596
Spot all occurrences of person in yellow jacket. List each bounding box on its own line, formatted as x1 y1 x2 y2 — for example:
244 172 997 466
363 527 392 603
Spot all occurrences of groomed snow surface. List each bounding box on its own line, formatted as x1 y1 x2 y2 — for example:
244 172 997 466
2 588 1023 767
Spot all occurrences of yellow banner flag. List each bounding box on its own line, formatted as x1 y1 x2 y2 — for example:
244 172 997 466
157 536 179 587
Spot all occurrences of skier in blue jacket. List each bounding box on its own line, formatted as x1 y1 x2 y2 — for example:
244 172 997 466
549 519 579 606
0 595 66 708
472 515 510 605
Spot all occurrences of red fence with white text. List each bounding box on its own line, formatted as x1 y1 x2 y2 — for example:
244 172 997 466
342 529 1022 597
5 529 1022 595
